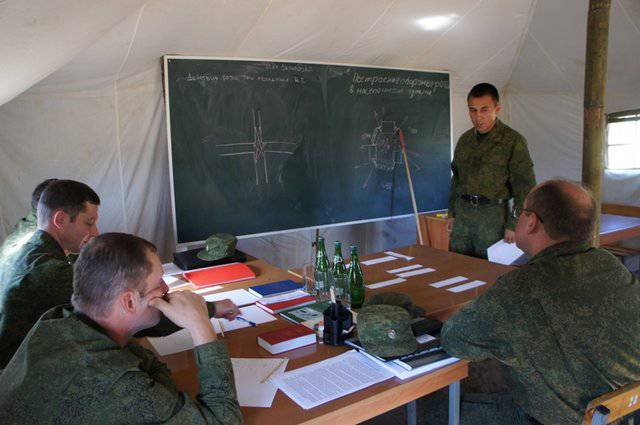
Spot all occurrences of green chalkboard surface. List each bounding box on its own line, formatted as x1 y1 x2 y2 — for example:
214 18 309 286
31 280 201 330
164 56 451 243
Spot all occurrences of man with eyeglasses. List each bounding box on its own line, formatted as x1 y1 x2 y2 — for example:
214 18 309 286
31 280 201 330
447 83 536 259
440 179 640 425
0 233 242 424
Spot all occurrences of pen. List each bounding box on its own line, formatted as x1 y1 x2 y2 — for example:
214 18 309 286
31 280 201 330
216 318 225 337
236 316 257 327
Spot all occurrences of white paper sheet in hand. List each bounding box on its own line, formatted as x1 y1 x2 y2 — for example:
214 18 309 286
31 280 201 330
487 240 525 265
231 358 288 407
275 350 393 410
147 305 276 356
203 289 260 306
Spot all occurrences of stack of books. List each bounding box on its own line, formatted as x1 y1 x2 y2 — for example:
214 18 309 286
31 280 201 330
248 280 316 314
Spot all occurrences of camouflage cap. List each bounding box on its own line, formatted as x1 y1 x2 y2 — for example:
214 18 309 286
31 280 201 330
363 292 425 318
197 233 237 261
358 304 417 358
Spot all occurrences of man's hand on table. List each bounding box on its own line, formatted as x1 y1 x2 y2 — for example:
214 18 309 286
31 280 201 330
213 299 241 320
503 229 515 243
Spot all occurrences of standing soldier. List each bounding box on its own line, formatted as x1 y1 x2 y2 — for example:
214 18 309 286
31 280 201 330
447 83 535 258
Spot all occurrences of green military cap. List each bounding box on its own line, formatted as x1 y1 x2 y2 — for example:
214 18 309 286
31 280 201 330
358 304 417 358
363 292 425 318
197 233 237 261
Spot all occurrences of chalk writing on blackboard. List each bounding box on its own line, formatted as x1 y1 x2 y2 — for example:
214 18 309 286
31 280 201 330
214 109 297 185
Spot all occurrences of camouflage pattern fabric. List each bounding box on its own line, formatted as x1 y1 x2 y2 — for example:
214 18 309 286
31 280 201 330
441 240 640 425
0 210 38 268
363 291 425 318
449 199 508 259
0 305 242 425
448 119 535 257
0 229 74 368
198 233 237 261
358 304 417 357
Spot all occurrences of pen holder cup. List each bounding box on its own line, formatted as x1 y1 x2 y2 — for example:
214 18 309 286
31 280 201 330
322 302 353 346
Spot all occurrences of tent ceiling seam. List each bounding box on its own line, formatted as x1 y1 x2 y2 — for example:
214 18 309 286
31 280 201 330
503 0 538 95
616 0 640 39
461 32 520 84
407 0 485 67
115 4 146 80
343 0 397 54
113 81 129 232
527 30 577 93
234 0 275 55
273 33 319 58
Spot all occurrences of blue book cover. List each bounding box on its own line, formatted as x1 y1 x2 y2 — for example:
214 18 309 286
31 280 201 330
248 280 304 298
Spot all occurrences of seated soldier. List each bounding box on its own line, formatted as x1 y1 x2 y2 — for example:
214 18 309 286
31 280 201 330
0 233 243 424
0 178 58 260
441 179 640 425
0 179 100 367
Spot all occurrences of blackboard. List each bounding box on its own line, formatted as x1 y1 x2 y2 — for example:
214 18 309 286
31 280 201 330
163 56 451 243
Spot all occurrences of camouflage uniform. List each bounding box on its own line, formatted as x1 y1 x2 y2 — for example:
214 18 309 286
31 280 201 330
441 241 640 425
0 305 242 424
0 210 38 266
0 229 74 368
448 119 535 258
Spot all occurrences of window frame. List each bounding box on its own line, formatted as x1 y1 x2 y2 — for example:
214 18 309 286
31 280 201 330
605 108 640 170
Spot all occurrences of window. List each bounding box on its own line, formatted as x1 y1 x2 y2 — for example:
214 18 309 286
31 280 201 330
606 109 640 170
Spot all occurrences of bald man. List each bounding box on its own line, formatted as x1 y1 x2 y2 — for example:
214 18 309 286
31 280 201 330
441 180 640 425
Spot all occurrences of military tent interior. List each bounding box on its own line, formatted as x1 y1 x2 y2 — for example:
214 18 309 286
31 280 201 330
1 0 639 267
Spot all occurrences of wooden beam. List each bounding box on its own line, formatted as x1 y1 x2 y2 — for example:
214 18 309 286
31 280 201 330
582 0 612 245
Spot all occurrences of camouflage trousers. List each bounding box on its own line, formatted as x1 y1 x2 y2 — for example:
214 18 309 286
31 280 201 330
450 199 508 259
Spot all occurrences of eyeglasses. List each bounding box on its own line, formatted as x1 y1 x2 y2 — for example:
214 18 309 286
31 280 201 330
512 205 544 223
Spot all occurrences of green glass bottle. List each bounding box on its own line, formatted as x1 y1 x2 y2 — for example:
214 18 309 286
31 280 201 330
314 236 331 294
348 245 365 309
332 242 348 302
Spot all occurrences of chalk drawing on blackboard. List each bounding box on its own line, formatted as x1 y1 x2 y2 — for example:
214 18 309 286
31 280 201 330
356 110 421 189
215 109 297 185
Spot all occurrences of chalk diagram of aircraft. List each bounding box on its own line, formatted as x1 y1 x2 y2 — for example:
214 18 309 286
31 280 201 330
212 109 297 185
356 110 421 189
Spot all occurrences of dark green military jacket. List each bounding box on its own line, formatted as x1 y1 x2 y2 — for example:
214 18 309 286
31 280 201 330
441 241 640 425
0 229 73 368
448 119 536 229
0 305 242 424
0 210 37 264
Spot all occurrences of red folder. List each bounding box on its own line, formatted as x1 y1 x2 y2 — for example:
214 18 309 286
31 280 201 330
183 262 256 288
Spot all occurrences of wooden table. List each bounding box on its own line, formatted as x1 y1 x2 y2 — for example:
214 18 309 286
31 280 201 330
149 246 513 425
600 213 640 245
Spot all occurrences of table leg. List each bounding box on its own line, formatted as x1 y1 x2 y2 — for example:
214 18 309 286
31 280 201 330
406 400 417 425
448 380 460 425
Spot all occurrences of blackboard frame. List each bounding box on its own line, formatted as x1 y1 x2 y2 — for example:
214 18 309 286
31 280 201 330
162 55 452 247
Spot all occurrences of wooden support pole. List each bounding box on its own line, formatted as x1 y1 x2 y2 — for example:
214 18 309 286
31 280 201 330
582 0 612 245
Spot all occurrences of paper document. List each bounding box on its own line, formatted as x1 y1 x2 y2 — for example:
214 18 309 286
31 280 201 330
366 277 406 289
148 305 276 356
487 240 526 265
193 285 223 295
361 256 397 266
231 358 289 407
397 268 435 278
203 288 260 306
384 251 414 261
387 264 423 274
447 280 486 293
162 262 183 276
430 276 468 288
275 350 393 410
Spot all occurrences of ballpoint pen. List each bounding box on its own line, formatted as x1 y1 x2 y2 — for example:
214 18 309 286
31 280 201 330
236 316 257 327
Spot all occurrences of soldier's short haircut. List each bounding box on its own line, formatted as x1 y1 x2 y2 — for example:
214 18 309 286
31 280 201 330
72 233 157 317
526 180 596 242
31 178 58 211
467 83 500 103
37 180 100 227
